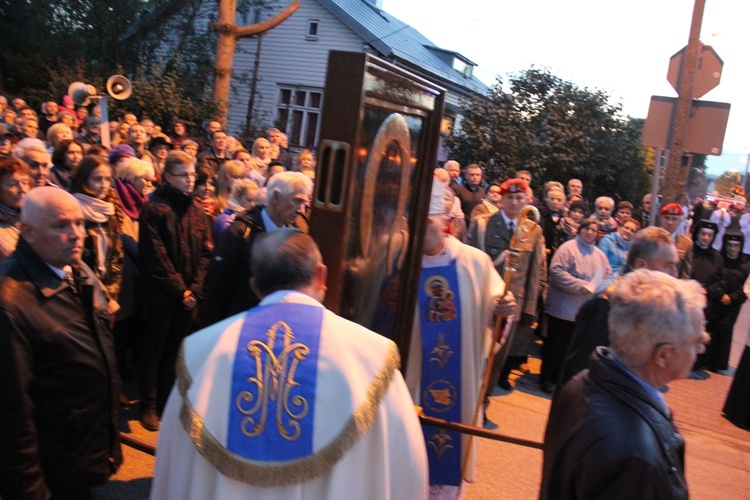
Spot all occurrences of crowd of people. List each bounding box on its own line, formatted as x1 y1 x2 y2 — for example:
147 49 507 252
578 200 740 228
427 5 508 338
0 92 749 499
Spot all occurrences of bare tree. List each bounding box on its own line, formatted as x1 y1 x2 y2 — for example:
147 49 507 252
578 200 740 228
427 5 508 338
213 0 300 126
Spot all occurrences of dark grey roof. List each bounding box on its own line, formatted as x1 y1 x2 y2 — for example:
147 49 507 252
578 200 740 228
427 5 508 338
319 0 489 96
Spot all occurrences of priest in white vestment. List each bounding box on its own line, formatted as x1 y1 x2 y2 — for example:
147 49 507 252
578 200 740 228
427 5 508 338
151 230 428 500
406 178 514 497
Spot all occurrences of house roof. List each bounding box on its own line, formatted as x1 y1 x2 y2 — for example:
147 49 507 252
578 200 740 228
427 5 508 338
319 0 489 96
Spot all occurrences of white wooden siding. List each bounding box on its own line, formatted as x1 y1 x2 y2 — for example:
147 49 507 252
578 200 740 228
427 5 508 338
226 1 365 136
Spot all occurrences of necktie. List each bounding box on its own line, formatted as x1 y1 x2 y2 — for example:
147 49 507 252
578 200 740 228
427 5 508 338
508 221 514 234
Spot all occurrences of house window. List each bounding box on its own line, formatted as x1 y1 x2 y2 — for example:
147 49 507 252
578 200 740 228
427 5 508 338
306 20 319 40
276 87 323 148
452 58 473 79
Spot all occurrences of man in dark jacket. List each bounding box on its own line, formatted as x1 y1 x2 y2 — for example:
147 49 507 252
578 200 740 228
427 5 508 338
541 269 706 499
200 171 312 328
557 227 679 387
0 187 122 498
138 151 211 431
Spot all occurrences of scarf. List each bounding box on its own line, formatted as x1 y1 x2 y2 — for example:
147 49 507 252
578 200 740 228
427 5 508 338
114 178 147 220
74 193 115 275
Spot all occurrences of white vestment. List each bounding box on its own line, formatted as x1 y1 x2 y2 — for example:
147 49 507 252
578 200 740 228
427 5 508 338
406 235 505 482
151 290 428 500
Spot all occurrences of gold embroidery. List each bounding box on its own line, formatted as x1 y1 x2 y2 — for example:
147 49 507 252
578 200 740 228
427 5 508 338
175 335 400 487
429 334 454 369
235 321 310 441
427 429 455 460
428 388 452 406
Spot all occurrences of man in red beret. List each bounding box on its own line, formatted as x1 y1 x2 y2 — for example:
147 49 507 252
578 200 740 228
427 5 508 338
466 178 546 392
659 202 692 263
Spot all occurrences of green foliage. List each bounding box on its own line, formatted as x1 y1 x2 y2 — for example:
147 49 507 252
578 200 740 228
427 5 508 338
686 154 708 200
714 170 742 197
0 0 145 96
446 68 651 203
120 63 217 134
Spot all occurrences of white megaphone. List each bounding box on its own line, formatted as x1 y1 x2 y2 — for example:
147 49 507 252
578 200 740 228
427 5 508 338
106 75 132 100
67 82 98 107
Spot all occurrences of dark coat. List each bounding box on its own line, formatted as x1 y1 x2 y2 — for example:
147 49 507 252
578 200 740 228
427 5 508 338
703 255 750 371
81 199 125 303
200 205 266 327
541 348 688 500
138 184 212 307
557 276 620 388
454 184 486 223
0 239 122 498
682 243 724 319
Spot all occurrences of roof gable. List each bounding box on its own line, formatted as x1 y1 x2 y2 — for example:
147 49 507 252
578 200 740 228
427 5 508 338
318 0 488 95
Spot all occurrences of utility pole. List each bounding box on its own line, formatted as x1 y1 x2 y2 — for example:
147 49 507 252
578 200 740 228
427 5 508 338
662 0 705 203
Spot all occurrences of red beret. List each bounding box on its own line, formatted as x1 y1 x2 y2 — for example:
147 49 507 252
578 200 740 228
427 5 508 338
500 178 529 195
660 203 684 216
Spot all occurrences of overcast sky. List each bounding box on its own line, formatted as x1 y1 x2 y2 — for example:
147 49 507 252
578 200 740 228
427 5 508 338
382 0 749 177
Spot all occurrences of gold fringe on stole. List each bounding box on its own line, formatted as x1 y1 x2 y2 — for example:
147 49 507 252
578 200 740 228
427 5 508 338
175 340 401 486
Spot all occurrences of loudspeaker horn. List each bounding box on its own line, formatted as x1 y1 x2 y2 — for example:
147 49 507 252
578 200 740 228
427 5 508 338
106 75 132 101
67 82 98 107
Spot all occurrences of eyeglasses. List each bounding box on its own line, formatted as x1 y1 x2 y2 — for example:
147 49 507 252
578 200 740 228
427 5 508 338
140 176 157 183
168 172 197 179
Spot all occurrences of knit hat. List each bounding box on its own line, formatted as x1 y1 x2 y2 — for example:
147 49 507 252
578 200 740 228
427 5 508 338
108 144 136 165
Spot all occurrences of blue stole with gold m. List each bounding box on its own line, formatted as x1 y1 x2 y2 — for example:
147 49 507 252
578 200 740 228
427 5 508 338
418 260 463 486
227 303 323 461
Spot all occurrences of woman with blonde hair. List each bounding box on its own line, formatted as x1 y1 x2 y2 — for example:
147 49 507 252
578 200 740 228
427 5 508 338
215 160 246 213
251 137 272 177
213 178 259 242
233 148 265 187
296 149 314 171
46 122 74 150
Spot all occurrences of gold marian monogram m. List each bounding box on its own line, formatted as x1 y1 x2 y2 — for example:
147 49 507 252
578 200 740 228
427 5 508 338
235 321 311 441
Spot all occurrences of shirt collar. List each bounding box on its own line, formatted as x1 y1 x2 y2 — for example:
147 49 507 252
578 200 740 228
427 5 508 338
46 263 70 280
261 207 281 231
501 211 519 228
611 355 669 413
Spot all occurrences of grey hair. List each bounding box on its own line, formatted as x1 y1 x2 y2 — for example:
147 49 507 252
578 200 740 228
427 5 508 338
14 138 49 165
626 227 674 269
266 171 313 198
595 196 615 209
609 269 705 369
116 157 155 184
433 168 450 185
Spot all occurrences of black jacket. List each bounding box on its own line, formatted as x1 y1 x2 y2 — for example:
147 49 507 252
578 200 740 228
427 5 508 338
683 243 724 319
200 206 266 327
541 348 688 500
557 275 621 388
138 184 212 307
0 239 122 498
